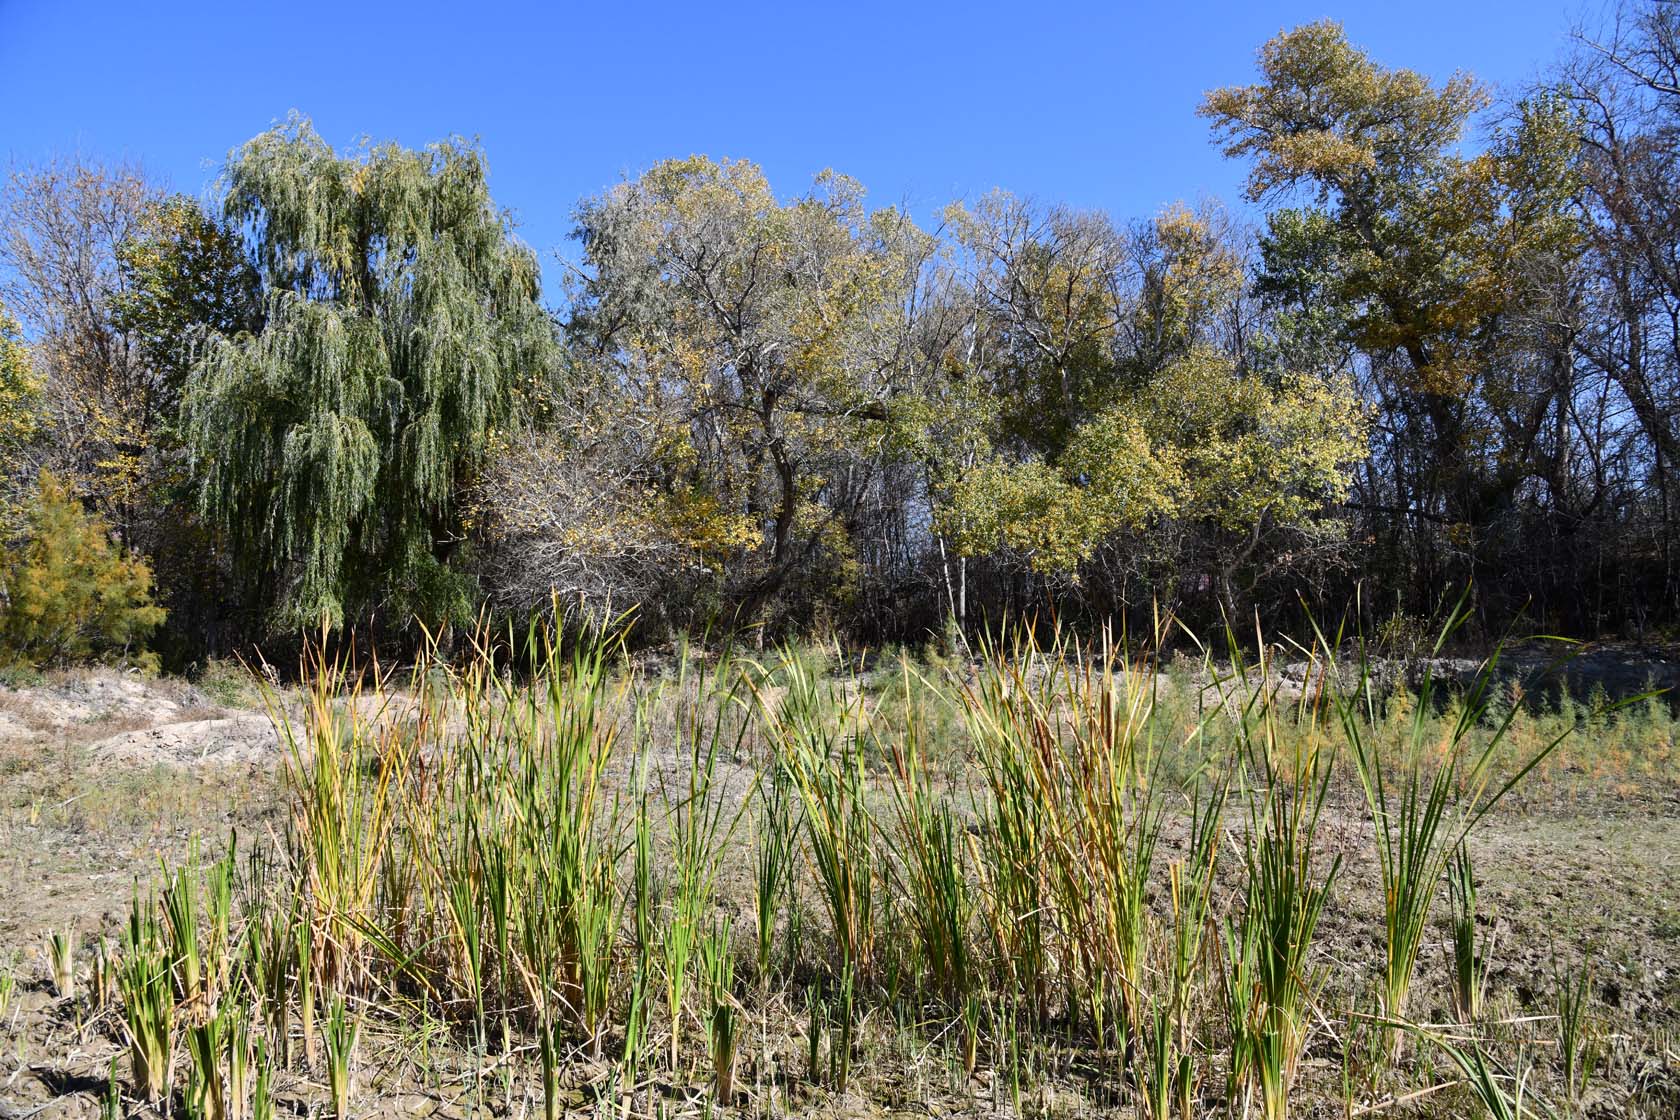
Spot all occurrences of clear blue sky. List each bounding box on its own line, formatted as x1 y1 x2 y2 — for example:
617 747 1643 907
1 0 1580 297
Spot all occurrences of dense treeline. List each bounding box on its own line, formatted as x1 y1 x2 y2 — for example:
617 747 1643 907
5 7 1680 666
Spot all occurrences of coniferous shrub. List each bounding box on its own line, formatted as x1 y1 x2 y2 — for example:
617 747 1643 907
0 471 165 669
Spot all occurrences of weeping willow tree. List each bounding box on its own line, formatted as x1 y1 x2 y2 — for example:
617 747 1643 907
184 115 555 632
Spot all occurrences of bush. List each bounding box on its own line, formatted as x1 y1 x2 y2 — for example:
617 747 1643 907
195 657 262 709
0 472 165 669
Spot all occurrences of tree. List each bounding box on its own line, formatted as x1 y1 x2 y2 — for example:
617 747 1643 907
561 157 932 630
1564 0 1680 619
939 345 1365 607
0 471 165 668
0 156 159 531
931 197 1367 616
112 195 263 440
943 194 1131 459
0 161 275 661
0 301 36 445
0 301 41 537
1202 21 1587 614
184 116 556 633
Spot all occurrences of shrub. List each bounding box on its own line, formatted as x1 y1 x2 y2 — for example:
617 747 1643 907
0 471 165 668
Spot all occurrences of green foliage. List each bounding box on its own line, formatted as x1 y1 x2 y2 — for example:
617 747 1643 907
0 471 165 667
184 114 555 632
0 301 41 538
1200 20 1489 207
0 300 38 456
930 198 1368 592
2 9 1670 652
1202 20 1587 583
560 156 930 624
940 344 1366 576
112 194 262 431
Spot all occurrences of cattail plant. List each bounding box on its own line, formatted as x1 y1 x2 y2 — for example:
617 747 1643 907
266 641 414 999
960 621 1173 1058
1162 781 1225 1119
654 640 748 1069
1416 1028 1533 1120
183 1000 255 1120
90 937 116 1012
701 921 739 1104
521 613 627 1052
958 628 1052 1024
1447 841 1488 1022
252 1040 274 1120
753 750 798 984
206 842 236 1000
805 980 825 1086
323 994 359 1120
186 1004 229 1120
46 929 74 1001
882 657 974 1012
1224 636 1339 1120
831 962 856 1094
162 850 204 1002
620 772 655 1088
1065 635 1165 1052
296 911 316 1071
537 1015 564 1120
1138 1005 1176 1120
572 853 621 1060
479 833 514 1062
758 648 876 986
100 1059 121 1120
1557 960 1601 1110
442 843 487 1072
1220 904 1259 1110
246 900 294 1070
226 1003 255 1120
1320 601 1584 1055
119 896 176 1107
960 991 983 1078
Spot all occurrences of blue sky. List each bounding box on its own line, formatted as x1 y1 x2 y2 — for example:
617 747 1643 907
1 0 1581 296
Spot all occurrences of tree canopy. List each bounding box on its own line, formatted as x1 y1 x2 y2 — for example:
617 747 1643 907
11 7 1680 663
519 156 933 628
184 116 556 632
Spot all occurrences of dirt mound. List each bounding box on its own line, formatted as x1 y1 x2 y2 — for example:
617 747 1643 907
86 713 279 766
2 671 197 732
0 667 281 766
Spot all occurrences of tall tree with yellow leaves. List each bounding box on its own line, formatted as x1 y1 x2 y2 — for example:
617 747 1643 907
1203 20 1586 607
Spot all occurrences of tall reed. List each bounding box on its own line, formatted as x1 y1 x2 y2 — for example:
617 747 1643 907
701 920 739 1104
1320 601 1582 1051
881 657 974 1009
1223 636 1339 1120
757 645 876 982
1447 842 1487 1022
753 747 798 984
656 638 746 1069
1557 959 1600 1110
1161 780 1225 1119
266 641 412 998
959 622 1173 1058
119 894 176 1106
46 929 74 1001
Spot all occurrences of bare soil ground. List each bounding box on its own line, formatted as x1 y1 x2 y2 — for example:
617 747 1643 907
0 665 1677 1118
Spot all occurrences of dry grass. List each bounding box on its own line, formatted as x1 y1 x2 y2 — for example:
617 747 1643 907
0 621 1676 1119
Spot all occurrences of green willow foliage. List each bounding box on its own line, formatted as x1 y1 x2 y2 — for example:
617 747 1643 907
184 115 555 631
